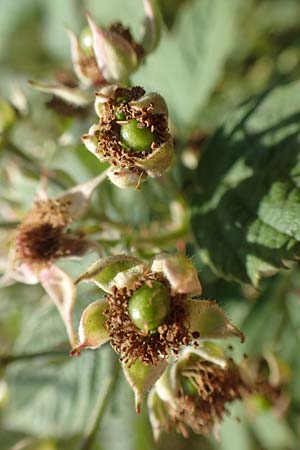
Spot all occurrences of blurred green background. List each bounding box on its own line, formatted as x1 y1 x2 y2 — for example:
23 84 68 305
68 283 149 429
1 1 300 449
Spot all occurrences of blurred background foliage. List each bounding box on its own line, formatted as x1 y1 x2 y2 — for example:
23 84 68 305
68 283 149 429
1 0 300 449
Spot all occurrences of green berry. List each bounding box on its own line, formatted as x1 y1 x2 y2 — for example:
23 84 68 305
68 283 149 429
120 119 155 152
128 281 171 331
80 27 94 56
181 376 198 397
115 110 126 121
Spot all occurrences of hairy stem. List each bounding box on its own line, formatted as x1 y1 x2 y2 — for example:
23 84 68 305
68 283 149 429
77 357 120 450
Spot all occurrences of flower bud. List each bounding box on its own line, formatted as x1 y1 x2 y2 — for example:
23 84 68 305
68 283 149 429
86 14 143 83
82 86 174 188
79 27 94 56
128 281 171 331
66 27 104 87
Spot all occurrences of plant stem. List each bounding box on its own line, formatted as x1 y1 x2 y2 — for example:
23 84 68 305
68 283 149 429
77 358 120 450
0 348 69 367
6 142 67 189
0 221 20 228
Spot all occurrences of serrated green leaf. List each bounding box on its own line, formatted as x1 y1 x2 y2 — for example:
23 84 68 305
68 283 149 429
190 80 300 286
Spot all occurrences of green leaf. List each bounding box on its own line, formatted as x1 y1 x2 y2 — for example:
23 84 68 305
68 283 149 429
134 0 240 129
3 303 112 438
190 80 300 285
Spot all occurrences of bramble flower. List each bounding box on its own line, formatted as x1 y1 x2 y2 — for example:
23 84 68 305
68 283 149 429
148 346 252 440
29 0 162 107
72 253 243 411
148 347 291 441
82 85 174 188
0 173 107 347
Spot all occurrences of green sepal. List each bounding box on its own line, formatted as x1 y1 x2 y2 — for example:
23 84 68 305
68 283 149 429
147 390 170 442
75 255 146 293
136 137 174 178
122 359 168 413
71 299 109 355
107 166 145 189
129 92 168 115
151 253 202 295
28 80 93 106
186 299 244 341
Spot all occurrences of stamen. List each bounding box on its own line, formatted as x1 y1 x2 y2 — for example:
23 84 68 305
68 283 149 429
16 199 85 266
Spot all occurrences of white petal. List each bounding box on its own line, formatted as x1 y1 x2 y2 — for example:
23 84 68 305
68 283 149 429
39 265 76 347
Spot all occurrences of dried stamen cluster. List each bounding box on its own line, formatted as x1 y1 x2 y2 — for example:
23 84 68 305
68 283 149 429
169 360 251 437
104 271 194 366
95 86 170 177
16 199 85 267
109 22 145 60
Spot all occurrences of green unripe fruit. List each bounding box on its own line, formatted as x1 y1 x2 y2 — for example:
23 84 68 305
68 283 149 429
181 376 198 397
115 110 126 121
120 119 155 152
128 281 171 331
80 27 94 56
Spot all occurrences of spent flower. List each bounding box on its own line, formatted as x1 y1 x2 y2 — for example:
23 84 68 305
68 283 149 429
148 347 291 440
148 346 251 440
0 173 107 346
82 85 174 188
72 253 243 411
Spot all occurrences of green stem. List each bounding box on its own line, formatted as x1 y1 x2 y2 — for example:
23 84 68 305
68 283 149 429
133 225 189 247
6 142 67 190
0 348 69 367
77 358 120 450
0 221 20 229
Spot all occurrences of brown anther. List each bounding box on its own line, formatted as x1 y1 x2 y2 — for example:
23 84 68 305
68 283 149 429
169 360 252 437
15 199 87 267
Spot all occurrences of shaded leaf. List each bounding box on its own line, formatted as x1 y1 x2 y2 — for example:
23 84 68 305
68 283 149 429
3 304 113 438
190 80 300 285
